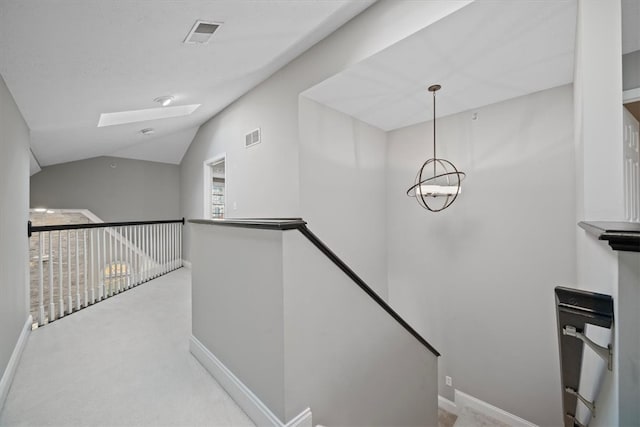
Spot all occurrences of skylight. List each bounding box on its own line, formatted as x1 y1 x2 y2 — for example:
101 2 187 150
97 104 201 127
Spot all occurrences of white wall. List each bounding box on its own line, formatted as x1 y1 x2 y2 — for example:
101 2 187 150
282 230 437 426
179 0 472 261
0 73 30 406
622 50 640 91
190 224 286 419
386 85 575 427
298 97 388 298
31 156 180 222
573 1 624 425
189 222 438 426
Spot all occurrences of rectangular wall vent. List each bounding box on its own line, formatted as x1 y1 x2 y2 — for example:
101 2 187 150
245 128 261 148
184 20 221 44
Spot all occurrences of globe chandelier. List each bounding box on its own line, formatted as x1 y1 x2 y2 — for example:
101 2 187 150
406 84 465 212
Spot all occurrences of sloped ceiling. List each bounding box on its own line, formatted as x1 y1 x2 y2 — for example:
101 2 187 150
0 0 374 166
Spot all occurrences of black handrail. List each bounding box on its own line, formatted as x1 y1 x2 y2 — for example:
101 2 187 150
298 225 440 356
189 218 305 231
28 218 185 237
189 218 440 357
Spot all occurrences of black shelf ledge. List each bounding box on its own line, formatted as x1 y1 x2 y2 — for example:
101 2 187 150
189 218 306 230
578 221 640 253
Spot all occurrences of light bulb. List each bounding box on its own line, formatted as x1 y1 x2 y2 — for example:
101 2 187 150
154 96 174 107
416 185 461 196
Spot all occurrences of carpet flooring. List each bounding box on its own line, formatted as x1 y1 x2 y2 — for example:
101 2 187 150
0 268 254 427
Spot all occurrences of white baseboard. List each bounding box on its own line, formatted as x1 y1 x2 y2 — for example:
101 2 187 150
438 395 458 415
454 390 538 427
182 260 192 269
189 335 311 427
0 315 32 412
284 407 312 427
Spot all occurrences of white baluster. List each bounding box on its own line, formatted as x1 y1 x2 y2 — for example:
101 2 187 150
83 229 88 307
163 223 167 275
170 223 174 271
147 224 152 280
125 226 130 289
155 224 158 276
118 227 125 292
90 229 96 304
179 223 182 267
151 224 156 277
123 227 128 288
38 233 45 325
160 224 164 274
116 227 121 293
58 231 64 318
75 230 81 310
160 224 164 275
140 225 145 282
67 230 72 313
139 225 143 283
123 227 126 288
130 226 135 286
136 225 142 285
109 227 114 296
48 231 54 322
100 228 106 299
173 223 177 270
132 226 137 286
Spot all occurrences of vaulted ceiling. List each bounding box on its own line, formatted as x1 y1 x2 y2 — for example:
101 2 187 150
0 0 374 166
1 0 637 168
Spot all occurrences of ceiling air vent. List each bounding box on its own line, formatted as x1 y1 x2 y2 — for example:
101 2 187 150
245 128 261 148
184 20 221 44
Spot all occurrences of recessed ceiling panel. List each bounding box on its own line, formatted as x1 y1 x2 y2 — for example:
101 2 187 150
98 104 201 127
303 0 577 131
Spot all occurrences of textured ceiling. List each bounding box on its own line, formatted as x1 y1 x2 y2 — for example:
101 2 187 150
0 0 374 166
303 0 578 131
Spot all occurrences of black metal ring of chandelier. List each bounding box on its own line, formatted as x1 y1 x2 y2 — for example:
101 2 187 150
406 158 466 212
406 84 466 212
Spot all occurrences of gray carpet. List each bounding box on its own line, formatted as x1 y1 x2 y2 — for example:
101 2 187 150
0 268 254 427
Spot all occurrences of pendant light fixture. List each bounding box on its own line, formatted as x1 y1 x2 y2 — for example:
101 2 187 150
406 84 465 212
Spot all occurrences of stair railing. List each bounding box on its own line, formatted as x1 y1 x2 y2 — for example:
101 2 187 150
27 219 184 328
